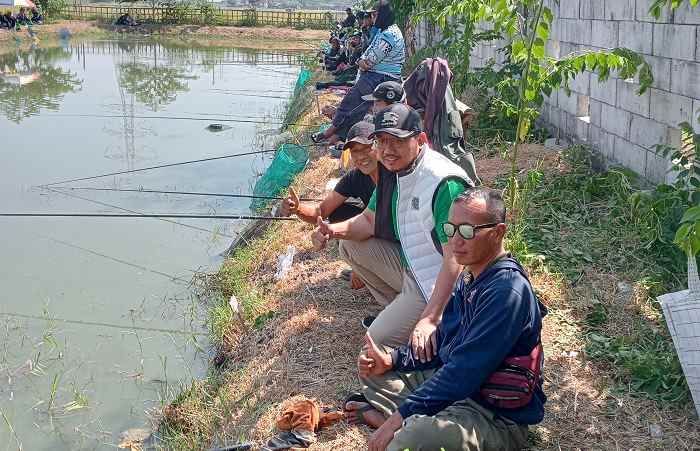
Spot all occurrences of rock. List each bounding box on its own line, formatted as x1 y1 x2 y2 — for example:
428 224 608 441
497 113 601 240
118 428 152 450
544 137 571 150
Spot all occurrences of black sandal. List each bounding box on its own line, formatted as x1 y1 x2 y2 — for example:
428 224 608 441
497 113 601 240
343 392 376 426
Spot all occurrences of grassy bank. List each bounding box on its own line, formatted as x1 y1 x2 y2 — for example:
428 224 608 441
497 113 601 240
153 69 700 450
0 20 327 50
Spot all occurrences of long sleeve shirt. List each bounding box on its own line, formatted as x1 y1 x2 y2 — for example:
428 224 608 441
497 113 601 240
391 256 547 425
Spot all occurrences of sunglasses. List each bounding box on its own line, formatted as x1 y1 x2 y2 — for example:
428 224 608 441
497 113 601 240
442 221 501 240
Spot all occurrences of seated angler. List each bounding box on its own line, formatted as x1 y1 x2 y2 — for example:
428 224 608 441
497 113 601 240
350 187 547 451
30 7 43 24
361 80 404 121
280 121 378 226
16 7 30 25
312 103 474 351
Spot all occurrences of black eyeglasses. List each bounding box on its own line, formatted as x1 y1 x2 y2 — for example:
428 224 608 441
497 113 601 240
442 221 501 240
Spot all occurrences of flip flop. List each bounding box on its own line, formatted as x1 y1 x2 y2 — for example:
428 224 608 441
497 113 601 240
342 392 375 426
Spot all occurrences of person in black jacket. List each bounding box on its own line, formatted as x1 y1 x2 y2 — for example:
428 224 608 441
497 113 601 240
1 11 16 29
346 187 547 451
340 7 356 28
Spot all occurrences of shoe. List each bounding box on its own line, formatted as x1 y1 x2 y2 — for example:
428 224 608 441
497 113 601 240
330 143 344 158
311 132 326 143
362 315 376 329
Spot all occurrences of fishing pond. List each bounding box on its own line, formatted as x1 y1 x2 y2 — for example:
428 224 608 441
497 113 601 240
0 39 303 450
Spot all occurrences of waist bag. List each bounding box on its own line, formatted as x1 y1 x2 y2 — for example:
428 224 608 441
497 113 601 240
480 342 544 409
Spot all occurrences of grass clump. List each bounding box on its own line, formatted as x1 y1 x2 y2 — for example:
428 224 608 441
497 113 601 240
507 147 691 406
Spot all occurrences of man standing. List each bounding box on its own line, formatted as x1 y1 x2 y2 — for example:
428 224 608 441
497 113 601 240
340 7 356 28
350 188 547 451
312 103 474 355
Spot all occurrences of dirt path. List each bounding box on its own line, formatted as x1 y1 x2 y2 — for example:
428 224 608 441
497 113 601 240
0 20 327 50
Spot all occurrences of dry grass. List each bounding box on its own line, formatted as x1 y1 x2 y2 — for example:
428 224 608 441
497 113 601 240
160 101 700 449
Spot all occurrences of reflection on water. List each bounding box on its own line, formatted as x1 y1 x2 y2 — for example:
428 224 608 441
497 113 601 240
0 46 82 123
0 39 301 450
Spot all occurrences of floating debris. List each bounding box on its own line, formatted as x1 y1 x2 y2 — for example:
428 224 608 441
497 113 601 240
206 123 231 132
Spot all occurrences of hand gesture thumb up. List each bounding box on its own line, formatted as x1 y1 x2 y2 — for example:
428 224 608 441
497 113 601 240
358 333 392 377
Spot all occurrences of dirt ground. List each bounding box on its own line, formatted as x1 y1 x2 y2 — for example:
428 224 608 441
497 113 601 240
0 20 327 49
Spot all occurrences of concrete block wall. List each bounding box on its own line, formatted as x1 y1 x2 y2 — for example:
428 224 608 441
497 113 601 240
414 0 700 184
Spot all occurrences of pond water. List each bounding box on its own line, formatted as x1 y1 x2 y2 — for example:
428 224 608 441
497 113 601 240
0 39 301 450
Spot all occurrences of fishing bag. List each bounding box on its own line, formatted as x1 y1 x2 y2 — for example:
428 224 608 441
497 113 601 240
479 342 543 409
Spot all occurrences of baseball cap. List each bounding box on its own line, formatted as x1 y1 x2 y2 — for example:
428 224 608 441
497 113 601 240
370 104 423 139
361 81 405 103
343 121 375 150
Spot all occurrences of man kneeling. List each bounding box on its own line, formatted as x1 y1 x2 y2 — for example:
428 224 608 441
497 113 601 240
348 187 547 451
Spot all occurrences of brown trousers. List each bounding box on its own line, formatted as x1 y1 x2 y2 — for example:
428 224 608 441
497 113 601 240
338 238 426 349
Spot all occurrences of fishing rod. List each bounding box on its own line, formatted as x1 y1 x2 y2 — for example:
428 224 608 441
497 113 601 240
0 213 296 220
0 312 208 337
38 147 310 187
41 113 320 127
43 186 237 239
59 186 322 202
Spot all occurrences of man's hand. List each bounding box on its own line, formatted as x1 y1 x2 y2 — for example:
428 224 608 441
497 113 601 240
367 412 403 451
410 317 439 363
358 333 392 378
311 216 333 251
279 187 300 217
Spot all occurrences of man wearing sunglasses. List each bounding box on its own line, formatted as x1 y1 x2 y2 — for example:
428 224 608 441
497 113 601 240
311 103 474 362
351 188 547 451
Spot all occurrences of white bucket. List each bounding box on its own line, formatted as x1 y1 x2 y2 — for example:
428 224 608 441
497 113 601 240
658 255 700 417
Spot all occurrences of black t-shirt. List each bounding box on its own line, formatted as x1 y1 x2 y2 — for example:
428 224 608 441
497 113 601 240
333 168 375 207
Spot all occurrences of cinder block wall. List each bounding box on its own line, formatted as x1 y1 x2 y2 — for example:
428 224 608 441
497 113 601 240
413 1 700 184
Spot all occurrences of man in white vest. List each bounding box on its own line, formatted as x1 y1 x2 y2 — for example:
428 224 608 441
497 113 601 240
311 103 474 360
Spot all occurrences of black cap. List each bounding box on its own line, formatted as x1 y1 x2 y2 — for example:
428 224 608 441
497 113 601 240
370 104 423 139
343 121 375 150
362 81 404 103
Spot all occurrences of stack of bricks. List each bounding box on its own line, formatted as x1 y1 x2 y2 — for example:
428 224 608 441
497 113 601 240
426 0 700 184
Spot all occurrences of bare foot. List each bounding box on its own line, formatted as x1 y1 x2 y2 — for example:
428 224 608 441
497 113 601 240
344 401 385 428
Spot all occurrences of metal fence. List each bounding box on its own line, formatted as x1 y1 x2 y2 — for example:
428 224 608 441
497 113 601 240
60 5 343 29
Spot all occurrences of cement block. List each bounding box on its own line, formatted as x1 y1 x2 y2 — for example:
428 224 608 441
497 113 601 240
645 151 671 184
694 98 700 133
605 0 635 20
580 0 605 19
630 114 668 149
558 89 579 115
616 79 651 117
560 0 580 18
590 98 603 126
570 71 591 95
613 136 648 176
601 103 632 138
574 116 591 141
653 24 696 61
636 0 672 22
560 19 592 45
546 39 561 59
618 21 653 54
642 55 672 91
590 20 619 48
559 41 577 57
674 3 700 24
649 88 694 127
597 129 617 160
670 60 700 100
590 73 617 105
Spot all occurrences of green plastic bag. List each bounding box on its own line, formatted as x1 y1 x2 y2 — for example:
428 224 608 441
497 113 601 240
250 144 309 211
294 68 312 96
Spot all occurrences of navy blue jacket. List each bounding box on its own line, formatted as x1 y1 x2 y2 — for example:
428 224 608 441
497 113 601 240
392 256 547 424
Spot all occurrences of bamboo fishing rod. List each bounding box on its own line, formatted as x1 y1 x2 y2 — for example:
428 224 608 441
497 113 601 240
37 147 313 187
58 186 323 202
0 213 296 220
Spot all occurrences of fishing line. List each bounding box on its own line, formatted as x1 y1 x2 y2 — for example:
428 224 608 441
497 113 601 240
38 234 190 284
60 187 322 202
38 148 307 187
0 312 208 337
42 186 237 239
0 213 297 219
40 113 319 127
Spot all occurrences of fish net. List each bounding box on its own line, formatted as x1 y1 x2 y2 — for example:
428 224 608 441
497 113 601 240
250 144 309 211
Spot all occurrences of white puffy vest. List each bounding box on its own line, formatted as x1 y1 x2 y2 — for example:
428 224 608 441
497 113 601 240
396 147 470 302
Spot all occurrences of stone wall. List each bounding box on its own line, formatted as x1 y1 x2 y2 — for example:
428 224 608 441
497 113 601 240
413 1 700 184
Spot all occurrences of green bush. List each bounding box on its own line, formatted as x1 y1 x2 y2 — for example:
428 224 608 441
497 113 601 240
36 0 67 20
